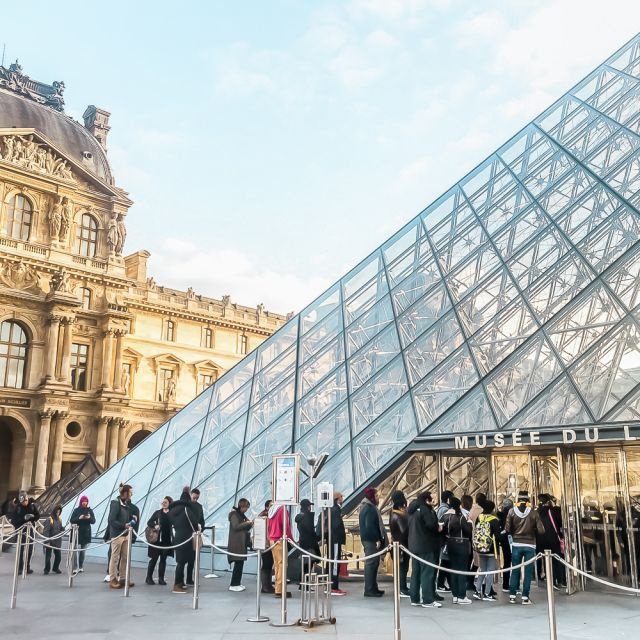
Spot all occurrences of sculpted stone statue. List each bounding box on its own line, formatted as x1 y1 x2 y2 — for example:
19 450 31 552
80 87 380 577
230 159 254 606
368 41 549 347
49 268 73 294
0 259 40 292
115 214 127 255
60 197 72 241
48 196 63 241
106 214 119 254
121 366 131 395
166 379 177 402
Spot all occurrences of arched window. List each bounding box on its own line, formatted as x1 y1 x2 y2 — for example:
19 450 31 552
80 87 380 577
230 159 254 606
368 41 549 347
3 194 32 241
75 214 98 257
78 287 91 310
0 321 28 389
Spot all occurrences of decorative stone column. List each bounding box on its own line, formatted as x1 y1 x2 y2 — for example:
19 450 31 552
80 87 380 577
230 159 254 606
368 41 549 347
108 419 119 467
96 416 109 468
113 330 126 391
44 316 61 381
33 410 53 491
49 411 69 485
58 317 75 383
117 420 128 459
101 329 114 389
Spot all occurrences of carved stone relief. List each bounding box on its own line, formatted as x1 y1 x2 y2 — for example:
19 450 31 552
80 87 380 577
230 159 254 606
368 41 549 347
0 259 41 293
0 134 75 181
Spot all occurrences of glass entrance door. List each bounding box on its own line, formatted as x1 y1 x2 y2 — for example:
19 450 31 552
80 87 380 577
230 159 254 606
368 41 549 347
493 454 531 504
623 449 640 586
575 450 632 588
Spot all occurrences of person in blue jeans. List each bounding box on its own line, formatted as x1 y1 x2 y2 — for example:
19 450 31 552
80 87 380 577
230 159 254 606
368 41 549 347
506 490 545 605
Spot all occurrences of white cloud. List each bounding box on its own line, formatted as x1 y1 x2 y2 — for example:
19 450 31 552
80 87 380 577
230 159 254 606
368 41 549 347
213 42 276 97
350 0 435 23
455 10 508 44
329 45 385 89
365 29 397 48
396 155 434 188
149 238 331 313
498 89 555 121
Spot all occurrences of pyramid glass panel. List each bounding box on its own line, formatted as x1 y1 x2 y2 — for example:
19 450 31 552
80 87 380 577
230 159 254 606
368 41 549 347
67 34 640 518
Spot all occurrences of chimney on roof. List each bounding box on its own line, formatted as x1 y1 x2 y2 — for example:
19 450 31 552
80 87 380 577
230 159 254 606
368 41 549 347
83 105 111 151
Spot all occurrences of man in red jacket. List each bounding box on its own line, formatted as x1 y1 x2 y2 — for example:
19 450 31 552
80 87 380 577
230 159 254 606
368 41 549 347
268 503 293 598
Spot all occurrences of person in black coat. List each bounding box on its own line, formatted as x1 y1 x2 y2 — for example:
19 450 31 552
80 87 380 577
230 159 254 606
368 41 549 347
168 487 199 594
497 497 513 592
186 487 205 586
359 486 388 598
407 491 442 607
296 499 320 556
10 492 40 574
325 492 347 594
43 505 64 575
537 494 566 588
146 496 173 586
70 495 96 572
389 490 410 597
259 500 275 593
442 497 473 604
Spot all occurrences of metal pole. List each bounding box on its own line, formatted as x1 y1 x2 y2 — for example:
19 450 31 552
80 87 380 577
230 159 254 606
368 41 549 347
545 550 558 640
68 525 77 588
10 528 23 609
392 541 401 640
0 515 5 554
204 526 219 579
327 507 333 619
270 505 296 627
123 529 133 598
22 524 31 579
193 530 201 610
247 549 269 622
321 509 326 574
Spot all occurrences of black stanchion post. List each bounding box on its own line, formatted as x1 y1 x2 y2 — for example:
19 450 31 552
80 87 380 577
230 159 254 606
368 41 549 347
10 528 23 609
393 542 401 640
544 550 558 640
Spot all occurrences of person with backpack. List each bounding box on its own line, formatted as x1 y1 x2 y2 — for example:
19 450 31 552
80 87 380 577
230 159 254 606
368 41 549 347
472 500 500 601
436 490 454 593
408 491 443 608
442 497 472 605
389 490 410 598
506 490 545 605
43 505 64 575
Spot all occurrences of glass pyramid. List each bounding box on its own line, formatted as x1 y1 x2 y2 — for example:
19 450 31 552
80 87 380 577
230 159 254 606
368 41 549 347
65 34 640 540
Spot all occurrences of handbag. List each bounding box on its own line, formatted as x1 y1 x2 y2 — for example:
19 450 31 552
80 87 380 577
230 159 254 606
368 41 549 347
445 515 471 556
145 525 159 545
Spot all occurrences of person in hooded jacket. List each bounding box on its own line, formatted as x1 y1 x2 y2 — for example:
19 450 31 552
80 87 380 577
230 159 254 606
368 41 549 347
146 496 173 586
43 505 64 575
408 491 443 608
389 490 410 597
442 497 473 605
10 492 40 574
506 490 545 605
70 495 95 573
168 487 200 594
359 486 388 598
227 498 253 592
267 502 293 598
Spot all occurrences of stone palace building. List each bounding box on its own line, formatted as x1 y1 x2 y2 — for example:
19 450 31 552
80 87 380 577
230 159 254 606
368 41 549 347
0 61 287 498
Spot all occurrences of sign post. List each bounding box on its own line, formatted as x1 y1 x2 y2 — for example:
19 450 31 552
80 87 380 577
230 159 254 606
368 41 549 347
270 454 300 628
247 516 269 623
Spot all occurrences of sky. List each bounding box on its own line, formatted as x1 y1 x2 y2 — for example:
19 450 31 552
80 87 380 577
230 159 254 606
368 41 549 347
2 1 640 314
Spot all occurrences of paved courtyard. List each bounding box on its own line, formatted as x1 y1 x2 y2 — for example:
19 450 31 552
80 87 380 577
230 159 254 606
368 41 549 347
0 552 638 640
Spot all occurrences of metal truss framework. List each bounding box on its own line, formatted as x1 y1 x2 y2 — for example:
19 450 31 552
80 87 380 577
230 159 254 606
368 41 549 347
64 35 640 541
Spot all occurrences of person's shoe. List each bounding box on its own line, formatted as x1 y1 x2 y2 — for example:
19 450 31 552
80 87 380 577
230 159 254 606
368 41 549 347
364 591 383 598
552 583 560 591
53 569 62 574
172 585 188 594
185 581 194 587
119 579 135 587
27 568 33 575
374 589 385 596
110 579 123 589
44 571 49 575
452 597 458 604
400 591 411 598
556 583 567 589
509 595 517 604
457 597 472 605
472 590 482 600
331 588 346 596
104 574 111 583
521 597 532 605
421 601 442 608
145 577 155 585
410 602 420 606
434 593 444 601
229 585 246 592
72 570 79 577
437 586 451 593
483 593 497 601
274 592 292 598
158 579 167 586
502 587 510 593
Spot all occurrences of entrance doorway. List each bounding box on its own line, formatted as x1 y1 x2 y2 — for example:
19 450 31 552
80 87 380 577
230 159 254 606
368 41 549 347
0 417 27 500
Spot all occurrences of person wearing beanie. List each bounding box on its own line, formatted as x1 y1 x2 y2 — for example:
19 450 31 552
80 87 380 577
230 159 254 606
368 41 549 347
168 487 200 594
359 486 388 598
70 495 95 574
10 492 40 574
389 490 410 597
506 490 545 605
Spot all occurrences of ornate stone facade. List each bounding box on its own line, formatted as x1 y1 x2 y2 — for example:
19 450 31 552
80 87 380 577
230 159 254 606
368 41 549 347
0 65 287 498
